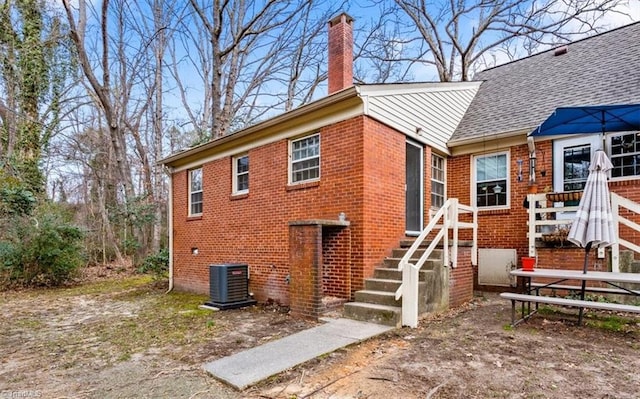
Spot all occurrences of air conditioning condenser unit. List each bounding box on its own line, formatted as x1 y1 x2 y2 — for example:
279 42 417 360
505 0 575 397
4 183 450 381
205 263 256 310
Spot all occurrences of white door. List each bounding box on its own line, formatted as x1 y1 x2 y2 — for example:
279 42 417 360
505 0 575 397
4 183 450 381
552 135 601 220
553 135 602 194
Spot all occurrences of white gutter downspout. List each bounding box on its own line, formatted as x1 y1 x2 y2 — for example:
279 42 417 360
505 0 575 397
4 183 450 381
165 166 174 293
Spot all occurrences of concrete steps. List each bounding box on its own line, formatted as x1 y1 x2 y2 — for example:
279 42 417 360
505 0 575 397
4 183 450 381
343 302 402 326
343 241 444 327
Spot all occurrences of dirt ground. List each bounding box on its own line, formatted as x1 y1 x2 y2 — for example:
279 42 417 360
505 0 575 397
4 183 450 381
1 269 639 399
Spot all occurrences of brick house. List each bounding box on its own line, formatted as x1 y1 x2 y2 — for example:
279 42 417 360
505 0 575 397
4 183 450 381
161 15 640 321
161 14 479 316
448 21 640 289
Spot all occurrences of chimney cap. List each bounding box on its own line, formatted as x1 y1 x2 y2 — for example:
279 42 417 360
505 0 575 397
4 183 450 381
328 12 354 27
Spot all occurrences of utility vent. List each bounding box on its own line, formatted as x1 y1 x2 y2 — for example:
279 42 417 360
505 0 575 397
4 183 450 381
554 45 568 56
477 249 517 287
205 263 256 310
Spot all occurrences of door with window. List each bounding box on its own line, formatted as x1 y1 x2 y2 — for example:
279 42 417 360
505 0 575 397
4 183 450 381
552 135 601 220
553 135 601 194
406 141 423 235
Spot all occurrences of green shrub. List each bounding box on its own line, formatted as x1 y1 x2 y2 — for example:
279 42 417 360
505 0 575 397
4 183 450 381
0 241 20 285
0 204 85 287
0 186 36 217
138 248 169 279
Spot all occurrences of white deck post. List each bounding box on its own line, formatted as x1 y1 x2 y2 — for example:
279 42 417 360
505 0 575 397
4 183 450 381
450 198 459 268
401 262 419 328
611 193 620 272
443 201 450 267
528 193 537 257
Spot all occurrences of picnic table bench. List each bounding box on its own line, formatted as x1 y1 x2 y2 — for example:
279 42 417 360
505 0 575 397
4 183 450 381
529 283 640 296
502 268 640 326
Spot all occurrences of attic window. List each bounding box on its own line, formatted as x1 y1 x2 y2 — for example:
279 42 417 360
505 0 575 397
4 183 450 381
554 46 568 56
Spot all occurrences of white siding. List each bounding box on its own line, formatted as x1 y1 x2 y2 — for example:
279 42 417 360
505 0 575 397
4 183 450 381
361 83 480 154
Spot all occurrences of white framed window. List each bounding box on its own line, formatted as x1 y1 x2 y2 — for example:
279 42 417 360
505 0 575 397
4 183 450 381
290 134 320 184
473 152 509 209
232 154 249 194
431 154 446 209
609 132 640 179
553 135 600 193
188 168 203 216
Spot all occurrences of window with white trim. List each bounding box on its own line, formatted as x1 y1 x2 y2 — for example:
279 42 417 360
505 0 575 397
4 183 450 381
431 154 445 209
562 144 591 191
552 135 600 194
290 134 320 183
610 132 640 178
188 168 203 216
232 154 249 194
474 152 508 208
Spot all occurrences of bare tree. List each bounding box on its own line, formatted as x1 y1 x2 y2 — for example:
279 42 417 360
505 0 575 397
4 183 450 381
62 0 136 202
62 0 176 259
363 0 631 82
353 6 418 83
182 0 351 138
279 1 348 112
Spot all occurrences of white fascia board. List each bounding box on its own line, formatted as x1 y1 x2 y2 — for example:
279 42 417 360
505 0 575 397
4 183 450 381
170 102 364 173
358 81 482 97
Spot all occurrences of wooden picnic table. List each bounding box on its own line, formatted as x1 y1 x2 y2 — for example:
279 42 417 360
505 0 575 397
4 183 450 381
501 268 640 326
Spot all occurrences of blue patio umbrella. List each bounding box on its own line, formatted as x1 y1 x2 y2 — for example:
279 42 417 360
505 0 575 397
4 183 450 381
529 104 637 324
529 104 640 136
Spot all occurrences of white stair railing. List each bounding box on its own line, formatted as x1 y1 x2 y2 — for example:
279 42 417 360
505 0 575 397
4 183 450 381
611 192 640 272
395 198 478 328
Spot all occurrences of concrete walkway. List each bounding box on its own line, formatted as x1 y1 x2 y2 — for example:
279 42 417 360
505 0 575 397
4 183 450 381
202 317 393 389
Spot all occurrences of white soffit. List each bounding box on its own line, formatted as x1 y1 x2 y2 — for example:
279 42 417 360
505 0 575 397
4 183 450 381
360 82 481 154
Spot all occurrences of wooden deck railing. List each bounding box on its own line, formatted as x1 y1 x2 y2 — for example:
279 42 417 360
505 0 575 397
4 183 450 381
527 192 640 272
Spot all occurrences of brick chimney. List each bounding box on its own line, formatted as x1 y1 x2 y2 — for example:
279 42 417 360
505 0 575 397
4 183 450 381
328 13 354 94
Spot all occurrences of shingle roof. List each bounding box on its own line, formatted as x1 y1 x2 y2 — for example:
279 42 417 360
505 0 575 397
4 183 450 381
450 22 640 145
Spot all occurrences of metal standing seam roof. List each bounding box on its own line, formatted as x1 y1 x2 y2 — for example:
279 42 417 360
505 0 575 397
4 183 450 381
450 21 640 145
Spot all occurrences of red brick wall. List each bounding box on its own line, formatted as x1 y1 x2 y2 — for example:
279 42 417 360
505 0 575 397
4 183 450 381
450 139 640 289
449 246 474 307
171 115 407 304
360 118 407 290
322 226 352 299
328 14 353 94
448 142 554 256
289 224 322 319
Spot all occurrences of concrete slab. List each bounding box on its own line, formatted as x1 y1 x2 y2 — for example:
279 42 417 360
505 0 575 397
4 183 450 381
202 317 393 390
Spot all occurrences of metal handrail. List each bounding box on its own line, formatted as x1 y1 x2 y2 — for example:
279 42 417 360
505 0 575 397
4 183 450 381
395 198 478 328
